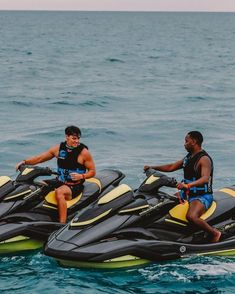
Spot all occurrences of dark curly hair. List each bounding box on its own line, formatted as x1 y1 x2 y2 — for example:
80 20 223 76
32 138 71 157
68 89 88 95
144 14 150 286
65 126 81 137
188 131 203 146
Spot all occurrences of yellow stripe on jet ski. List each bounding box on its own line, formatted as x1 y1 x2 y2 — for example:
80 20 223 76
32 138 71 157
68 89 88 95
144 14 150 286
0 235 29 243
66 193 83 208
4 189 32 200
197 248 235 256
44 191 82 208
57 256 150 269
165 218 187 226
42 204 58 210
98 184 132 205
119 204 150 213
70 209 112 227
0 176 11 187
0 236 43 254
104 255 146 262
85 178 102 192
169 201 216 223
23 188 41 199
21 168 34 175
219 188 235 197
145 175 160 185
201 201 216 219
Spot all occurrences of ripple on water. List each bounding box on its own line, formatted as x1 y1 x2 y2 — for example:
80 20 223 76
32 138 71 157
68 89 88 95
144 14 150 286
138 257 235 293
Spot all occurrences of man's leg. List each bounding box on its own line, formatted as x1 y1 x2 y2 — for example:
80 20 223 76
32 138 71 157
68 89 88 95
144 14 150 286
186 200 221 242
55 185 72 223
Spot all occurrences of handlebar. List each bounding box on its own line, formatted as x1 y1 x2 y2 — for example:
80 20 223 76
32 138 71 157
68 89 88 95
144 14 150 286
16 165 59 182
139 169 177 193
19 165 58 174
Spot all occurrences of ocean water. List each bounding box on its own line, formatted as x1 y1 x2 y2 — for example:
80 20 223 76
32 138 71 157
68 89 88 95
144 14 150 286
0 11 235 293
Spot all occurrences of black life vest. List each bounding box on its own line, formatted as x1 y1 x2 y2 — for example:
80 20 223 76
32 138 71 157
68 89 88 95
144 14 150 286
57 142 87 183
183 150 213 197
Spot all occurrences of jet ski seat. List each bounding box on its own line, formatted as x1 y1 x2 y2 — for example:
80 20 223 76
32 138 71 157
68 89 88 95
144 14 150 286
169 200 217 223
44 178 102 209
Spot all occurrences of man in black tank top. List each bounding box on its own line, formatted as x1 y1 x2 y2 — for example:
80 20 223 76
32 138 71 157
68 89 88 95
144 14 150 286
144 131 221 243
16 126 96 223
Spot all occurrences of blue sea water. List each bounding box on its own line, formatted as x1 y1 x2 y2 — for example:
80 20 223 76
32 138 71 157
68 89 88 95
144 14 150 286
0 11 235 293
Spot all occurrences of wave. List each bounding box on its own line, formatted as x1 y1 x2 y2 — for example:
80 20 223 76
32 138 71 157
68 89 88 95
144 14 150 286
50 101 75 106
138 256 235 292
80 100 108 107
11 101 34 107
105 58 125 63
187 96 208 101
148 56 160 59
49 100 108 107
84 128 118 138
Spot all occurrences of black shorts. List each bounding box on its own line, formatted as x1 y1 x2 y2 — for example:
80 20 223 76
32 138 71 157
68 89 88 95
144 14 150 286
46 178 84 198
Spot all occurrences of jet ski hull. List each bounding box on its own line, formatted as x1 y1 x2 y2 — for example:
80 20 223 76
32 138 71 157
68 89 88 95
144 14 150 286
45 236 235 269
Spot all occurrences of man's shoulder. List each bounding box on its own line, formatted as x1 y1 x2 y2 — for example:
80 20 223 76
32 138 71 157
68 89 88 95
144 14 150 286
49 144 60 154
80 143 88 150
198 153 212 166
80 146 89 154
80 145 92 158
200 150 212 159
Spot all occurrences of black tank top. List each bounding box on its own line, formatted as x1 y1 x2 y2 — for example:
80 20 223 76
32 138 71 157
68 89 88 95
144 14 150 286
57 142 87 183
183 150 213 196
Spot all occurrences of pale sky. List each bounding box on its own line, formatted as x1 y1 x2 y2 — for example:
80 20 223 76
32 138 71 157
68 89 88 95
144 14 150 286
0 0 235 12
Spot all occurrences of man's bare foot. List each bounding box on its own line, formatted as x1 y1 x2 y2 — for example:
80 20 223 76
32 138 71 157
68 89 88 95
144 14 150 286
211 230 221 243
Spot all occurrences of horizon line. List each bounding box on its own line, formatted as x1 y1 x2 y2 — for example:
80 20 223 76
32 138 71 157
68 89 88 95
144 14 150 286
0 9 235 13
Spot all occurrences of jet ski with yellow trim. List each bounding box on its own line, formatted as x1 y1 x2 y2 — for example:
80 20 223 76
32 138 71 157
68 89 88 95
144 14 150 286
44 170 178 267
44 170 235 268
45 176 235 269
0 165 57 219
0 168 124 255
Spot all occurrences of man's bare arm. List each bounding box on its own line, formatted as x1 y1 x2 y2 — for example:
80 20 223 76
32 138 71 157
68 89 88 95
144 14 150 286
16 145 59 170
82 149 96 179
144 159 184 173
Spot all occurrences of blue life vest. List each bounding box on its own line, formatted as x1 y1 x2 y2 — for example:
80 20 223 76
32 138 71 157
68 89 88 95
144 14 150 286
57 142 87 183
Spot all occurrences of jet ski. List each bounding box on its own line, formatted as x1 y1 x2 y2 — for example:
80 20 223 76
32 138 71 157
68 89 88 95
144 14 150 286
45 175 235 269
44 169 178 268
0 165 58 219
0 168 124 255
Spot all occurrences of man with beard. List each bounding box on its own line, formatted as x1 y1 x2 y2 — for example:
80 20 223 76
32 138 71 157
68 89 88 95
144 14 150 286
144 131 221 242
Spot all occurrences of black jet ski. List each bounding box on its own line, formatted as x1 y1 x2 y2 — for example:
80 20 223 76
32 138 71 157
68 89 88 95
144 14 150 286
44 170 178 268
0 165 58 219
0 168 124 255
45 176 235 269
